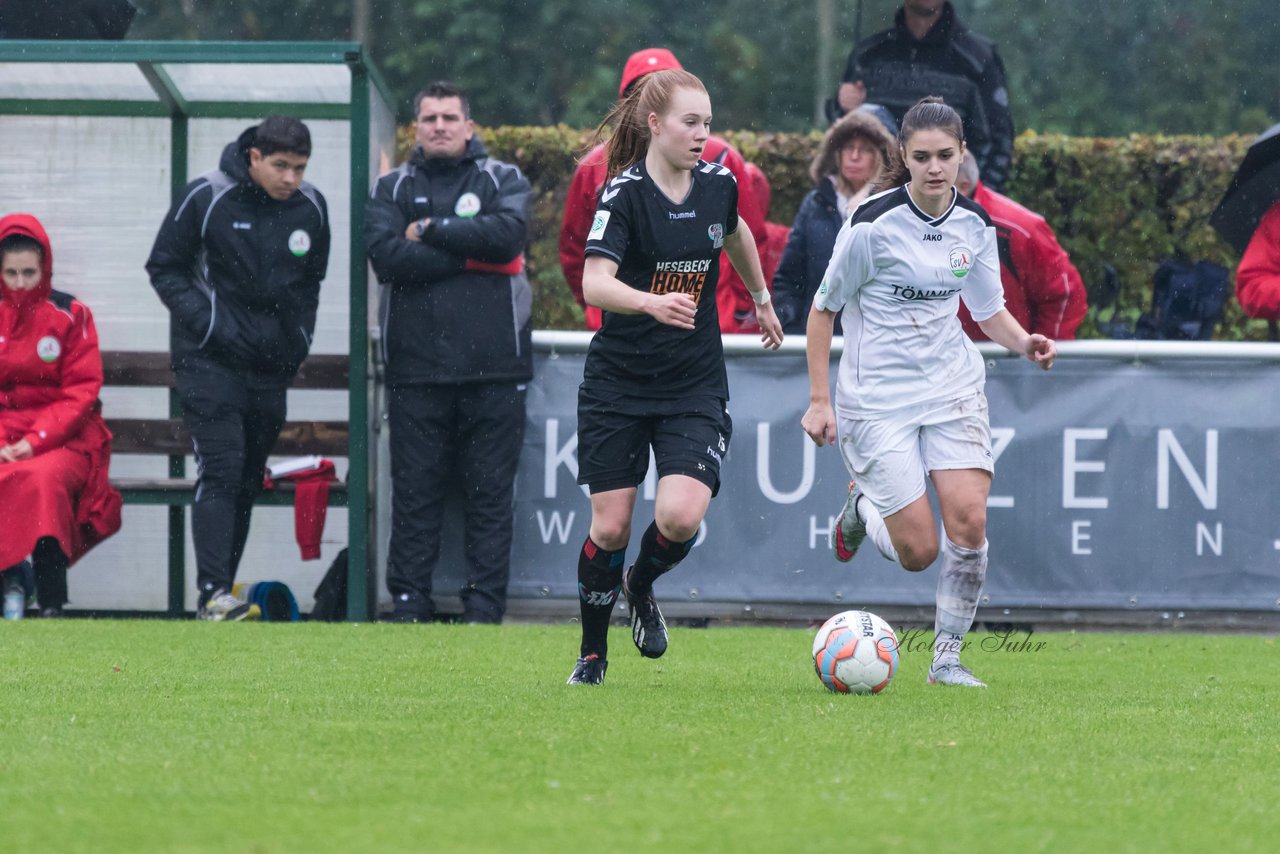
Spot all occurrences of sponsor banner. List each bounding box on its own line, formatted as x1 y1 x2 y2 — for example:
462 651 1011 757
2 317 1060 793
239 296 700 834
493 339 1280 613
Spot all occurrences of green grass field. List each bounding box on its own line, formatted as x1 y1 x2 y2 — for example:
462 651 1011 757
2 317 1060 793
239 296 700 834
2 621 1277 852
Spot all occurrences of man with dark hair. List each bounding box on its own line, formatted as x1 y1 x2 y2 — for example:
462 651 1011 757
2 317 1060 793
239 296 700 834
366 81 532 624
146 115 330 621
836 0 1014 190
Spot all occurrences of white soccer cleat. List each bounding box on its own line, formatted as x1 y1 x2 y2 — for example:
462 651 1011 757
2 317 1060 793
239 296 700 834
927 661 987 688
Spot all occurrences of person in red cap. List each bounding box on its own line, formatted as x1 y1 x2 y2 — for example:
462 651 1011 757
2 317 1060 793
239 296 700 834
0 213 121 618
558 48 768 333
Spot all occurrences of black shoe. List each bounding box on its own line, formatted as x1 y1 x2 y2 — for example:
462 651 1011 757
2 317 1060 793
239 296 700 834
623 566 668 659
567 654 607 685
38 606 64 619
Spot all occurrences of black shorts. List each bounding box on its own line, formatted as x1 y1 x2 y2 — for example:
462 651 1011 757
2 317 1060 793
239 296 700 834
576 387 733 496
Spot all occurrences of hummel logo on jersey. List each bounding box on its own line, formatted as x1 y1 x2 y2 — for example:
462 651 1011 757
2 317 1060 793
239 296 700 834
923 233 942 242
890 285 962 302
668 210 697 220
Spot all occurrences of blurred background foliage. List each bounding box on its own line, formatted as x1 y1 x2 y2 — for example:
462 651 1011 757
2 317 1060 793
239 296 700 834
130 0 1278 135
130 0 1279 338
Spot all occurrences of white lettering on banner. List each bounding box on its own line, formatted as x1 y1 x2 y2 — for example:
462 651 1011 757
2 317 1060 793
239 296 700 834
988 428 1016 508
1072 520 1093 555
810 515 837 550
1157 429 1218 510
1196 522 1223 556
756 423 814 504
543 419 589 499
1063 428 1109 509
537 510 576 544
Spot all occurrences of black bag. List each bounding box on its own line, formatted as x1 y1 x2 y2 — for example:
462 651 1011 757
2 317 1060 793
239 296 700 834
311 548 348 622
1134 258 1230 341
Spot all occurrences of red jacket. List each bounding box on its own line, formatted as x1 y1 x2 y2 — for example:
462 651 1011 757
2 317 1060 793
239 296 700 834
558 138 768 333
0 214 121 564
958 182 1087 340
1236 199 1280 321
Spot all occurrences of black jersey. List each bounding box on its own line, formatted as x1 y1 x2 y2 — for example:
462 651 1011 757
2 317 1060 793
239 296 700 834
582 159 739 399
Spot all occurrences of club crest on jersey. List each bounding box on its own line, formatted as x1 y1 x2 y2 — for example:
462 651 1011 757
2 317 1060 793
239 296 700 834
288 229 311 257
37 335 61 363
588 211 611 241
454 192 482 218
948 245 973 278
708 223 724 249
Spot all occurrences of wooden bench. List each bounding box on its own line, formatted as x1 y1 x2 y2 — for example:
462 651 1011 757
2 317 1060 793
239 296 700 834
102 351 350 614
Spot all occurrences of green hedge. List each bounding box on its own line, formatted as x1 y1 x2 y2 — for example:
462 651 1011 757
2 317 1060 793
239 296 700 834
396 126 1267 340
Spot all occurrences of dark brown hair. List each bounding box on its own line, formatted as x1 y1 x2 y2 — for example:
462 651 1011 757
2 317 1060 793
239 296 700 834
873 96 965 191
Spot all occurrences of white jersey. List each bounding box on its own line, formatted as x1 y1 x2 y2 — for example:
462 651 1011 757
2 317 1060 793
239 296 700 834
814 185 1004 418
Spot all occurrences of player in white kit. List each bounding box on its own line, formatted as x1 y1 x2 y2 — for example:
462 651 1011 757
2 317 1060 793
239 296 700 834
802 97 1056 688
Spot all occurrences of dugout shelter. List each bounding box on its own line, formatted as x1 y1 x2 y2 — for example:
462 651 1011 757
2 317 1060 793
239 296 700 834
0 41 396 619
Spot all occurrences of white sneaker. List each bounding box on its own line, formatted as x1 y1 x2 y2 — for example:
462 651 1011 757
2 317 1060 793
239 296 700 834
197 589 259 622
927 661 987 687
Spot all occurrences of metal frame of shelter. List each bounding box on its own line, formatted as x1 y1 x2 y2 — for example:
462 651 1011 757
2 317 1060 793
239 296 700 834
0 41 394 621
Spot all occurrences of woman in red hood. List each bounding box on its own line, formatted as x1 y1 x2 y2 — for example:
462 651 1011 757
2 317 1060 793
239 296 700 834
0 213 121 617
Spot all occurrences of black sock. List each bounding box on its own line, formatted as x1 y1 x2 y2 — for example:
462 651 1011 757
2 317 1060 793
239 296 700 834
628 521 694 595
577 537 624 658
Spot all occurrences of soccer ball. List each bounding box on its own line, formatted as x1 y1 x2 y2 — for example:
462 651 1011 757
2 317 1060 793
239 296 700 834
812 610 899 694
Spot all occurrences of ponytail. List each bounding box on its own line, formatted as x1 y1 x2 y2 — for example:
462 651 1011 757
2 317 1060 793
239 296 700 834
584 69 708 181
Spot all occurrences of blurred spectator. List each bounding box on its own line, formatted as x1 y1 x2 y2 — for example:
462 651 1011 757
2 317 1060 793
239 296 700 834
1236 199 1280 333
826 64 897 137
0 214 121 618
955 155 1086 341
772 111 894 334
837 0 1013 190
559 47 768 333
743 162 790 289
0 0 135 39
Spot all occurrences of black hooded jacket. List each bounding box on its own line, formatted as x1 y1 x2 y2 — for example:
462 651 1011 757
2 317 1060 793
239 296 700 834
146 125 331 384
842 2 1014 189
366 136 532 386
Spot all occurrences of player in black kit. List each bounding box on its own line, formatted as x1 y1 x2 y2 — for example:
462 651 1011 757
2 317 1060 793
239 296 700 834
567 69 784 685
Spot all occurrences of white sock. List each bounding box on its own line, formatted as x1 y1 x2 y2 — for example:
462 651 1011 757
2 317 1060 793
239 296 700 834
856 494 900 563
933 631 964 667
934 536 988 640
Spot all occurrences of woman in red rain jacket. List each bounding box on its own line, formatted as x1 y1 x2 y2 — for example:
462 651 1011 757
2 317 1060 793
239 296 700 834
0 213 121 617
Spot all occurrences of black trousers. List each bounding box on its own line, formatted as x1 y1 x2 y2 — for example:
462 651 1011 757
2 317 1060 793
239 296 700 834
386 381 526 622
177 361 287 598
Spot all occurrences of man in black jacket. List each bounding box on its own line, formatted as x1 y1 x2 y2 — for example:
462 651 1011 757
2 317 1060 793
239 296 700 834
836 0 1014 190
366 81 532 624
146 115 330 621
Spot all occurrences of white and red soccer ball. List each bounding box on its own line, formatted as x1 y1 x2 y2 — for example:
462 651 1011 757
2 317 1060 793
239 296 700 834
812 610 899 694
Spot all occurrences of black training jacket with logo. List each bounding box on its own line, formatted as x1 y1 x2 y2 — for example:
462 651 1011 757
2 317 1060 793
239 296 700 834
366 137 533 386
146 125 331 385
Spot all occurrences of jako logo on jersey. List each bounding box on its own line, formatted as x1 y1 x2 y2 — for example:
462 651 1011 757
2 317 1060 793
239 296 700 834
948 245 973 278
923 232 942 242
454 192 481 218
708 223 724 248
288 229 312 257
668 210 696 220
588 211 611 241
36 336 61 363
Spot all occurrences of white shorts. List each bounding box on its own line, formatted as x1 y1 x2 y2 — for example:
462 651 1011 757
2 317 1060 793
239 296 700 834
837 390 994 517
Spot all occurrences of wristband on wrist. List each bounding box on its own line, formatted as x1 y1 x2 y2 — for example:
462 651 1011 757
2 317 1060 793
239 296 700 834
750 287 771 306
